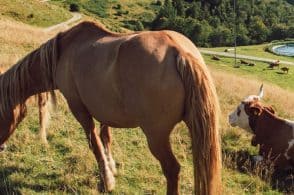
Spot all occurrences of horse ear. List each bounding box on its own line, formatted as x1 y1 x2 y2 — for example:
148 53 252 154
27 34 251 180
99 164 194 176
265 106 275 114
258 84 264 99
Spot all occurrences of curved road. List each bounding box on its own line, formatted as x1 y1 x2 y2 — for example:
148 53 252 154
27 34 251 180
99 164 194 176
200 49 294 66
40 0 82 32
43 12 82 32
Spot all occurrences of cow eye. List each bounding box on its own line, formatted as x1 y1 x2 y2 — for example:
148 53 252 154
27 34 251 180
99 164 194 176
237 107 241 116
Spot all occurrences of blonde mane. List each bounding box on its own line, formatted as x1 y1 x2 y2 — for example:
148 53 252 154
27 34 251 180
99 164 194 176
0 34 60 119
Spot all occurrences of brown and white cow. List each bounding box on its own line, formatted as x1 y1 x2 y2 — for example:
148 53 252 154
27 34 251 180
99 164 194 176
228 85 294 170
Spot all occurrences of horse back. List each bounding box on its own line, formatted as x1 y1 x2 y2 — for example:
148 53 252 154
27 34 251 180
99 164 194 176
57 25 187 128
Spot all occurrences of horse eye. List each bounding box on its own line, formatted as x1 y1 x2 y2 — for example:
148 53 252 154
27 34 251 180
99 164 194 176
237 108 241 116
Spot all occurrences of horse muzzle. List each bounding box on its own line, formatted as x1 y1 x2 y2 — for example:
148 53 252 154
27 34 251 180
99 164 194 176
0 144 6 152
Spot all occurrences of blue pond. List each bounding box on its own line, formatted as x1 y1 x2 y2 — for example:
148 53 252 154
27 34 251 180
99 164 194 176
272 44 294 57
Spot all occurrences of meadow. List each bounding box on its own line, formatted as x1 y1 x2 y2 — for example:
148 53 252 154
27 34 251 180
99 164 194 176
203 44 294 63
0 1 294 194
0 0 71 27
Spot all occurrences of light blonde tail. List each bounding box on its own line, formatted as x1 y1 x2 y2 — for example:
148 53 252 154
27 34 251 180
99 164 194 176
176 53 222 195
49 91 57 111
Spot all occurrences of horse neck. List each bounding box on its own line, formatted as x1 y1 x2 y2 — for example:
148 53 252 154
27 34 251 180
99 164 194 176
0 35 59 120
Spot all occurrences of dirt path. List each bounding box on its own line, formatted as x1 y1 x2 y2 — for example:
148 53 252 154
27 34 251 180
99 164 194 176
200 49 294 66
43 12 82 32
40 0 82 32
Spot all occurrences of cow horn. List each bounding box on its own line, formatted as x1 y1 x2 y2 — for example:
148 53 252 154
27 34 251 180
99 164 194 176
258 84 264 99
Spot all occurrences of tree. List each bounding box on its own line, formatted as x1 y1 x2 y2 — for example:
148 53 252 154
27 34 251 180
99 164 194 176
270 24 289 40
209 26 232 47
172 0 185 16
248 16 269 44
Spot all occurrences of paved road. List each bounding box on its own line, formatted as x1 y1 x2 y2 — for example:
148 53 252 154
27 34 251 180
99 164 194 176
200 49 294 66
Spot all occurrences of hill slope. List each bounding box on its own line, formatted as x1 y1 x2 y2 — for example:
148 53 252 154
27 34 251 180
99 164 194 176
0 0 71 27
0 1 293 194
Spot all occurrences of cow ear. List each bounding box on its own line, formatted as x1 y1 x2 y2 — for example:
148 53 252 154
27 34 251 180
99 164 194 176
249 106 262 116
265 106 275 114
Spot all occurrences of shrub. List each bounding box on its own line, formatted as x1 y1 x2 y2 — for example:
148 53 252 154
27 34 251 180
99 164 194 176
113 4 121 10
69 3 80 12
27 13 34 19
154 0 162 6
123 20 144 31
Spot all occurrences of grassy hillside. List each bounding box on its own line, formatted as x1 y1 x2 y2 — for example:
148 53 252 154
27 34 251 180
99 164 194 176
1 63 292 194
0 1 293 194
0 0 71 27
50 0 160 32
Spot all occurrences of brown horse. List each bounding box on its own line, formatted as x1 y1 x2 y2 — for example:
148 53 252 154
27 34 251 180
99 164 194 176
0 68 54 145
0 21 221 195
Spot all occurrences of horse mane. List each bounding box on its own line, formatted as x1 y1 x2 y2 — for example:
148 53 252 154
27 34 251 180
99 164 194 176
0 34 60 119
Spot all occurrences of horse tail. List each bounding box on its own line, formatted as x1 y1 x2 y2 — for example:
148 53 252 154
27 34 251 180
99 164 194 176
49 91 57 111
176 52 222 195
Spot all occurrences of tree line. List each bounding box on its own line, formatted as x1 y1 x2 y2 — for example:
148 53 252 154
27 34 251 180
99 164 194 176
150 0 294 47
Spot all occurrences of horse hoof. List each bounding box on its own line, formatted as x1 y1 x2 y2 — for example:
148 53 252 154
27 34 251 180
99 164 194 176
98 171 115 192
105 172 115 191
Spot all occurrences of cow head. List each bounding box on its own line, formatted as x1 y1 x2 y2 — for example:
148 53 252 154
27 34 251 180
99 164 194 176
228 84 271 133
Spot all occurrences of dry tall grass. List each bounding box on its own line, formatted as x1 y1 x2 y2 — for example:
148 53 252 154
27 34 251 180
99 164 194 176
0 17 59 68
0 17 293 193
212 68 294 127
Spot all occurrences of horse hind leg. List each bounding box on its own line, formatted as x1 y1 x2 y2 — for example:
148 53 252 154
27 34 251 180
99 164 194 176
38 93 50 144
67 100 115 192
143 128 180 195
100 124 117 175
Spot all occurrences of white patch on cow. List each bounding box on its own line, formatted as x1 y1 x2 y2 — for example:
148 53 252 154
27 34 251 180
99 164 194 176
243 95 260 103
229 103 252 133
284 120 294 160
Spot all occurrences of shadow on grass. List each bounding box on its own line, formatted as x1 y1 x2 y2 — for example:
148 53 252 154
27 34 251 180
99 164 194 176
223 149 294 193
0 166 22 195
275 72 288 75
0 166 75 194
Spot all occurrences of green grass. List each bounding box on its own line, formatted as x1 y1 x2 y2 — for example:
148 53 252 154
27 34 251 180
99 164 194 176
204 44 294 62
204 54 294 91
50 0 160 32
0 1 293 193
0 101 282 194
0 0 71 27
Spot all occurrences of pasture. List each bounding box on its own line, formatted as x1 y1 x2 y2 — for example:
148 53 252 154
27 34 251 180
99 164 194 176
204 44 293 63
0 0 71 27
1 61 292 194
0 3 294 194
204 55 294 92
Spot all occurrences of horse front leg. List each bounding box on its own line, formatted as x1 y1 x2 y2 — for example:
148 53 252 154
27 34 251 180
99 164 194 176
38 92 50 144
100 124 117 175
67 100 115 192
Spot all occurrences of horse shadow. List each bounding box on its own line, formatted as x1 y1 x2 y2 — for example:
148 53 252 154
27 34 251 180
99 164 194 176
223 149 294 193
0 166 68 194
0 166 22 194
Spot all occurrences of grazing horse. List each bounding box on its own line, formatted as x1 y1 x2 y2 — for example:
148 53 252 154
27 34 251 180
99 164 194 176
0 68 54 145
0 21 222 195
